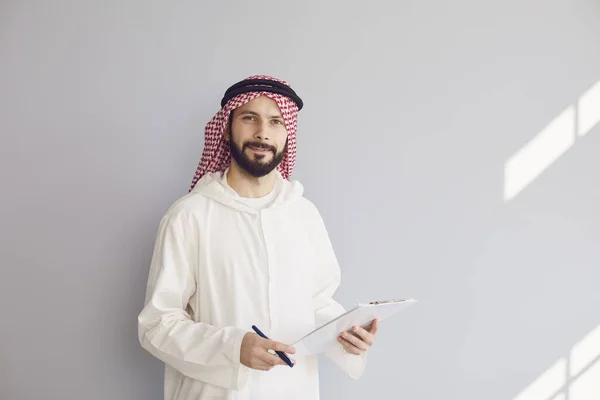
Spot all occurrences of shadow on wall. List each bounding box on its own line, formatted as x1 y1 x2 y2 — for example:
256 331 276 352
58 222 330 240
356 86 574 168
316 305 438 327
504 79 600 201
512 324 600 400
506 79 600 400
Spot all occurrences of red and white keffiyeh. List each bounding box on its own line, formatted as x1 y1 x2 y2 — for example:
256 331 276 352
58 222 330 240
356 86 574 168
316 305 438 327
189 75 300 192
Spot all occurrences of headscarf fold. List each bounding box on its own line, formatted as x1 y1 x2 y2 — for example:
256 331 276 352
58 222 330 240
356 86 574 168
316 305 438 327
189 75 302 192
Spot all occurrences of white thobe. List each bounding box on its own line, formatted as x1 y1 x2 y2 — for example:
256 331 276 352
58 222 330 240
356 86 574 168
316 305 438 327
137 169 367 399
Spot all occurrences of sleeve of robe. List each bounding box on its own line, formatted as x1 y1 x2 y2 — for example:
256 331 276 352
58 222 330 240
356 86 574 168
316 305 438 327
137 205 250 390
309 204 369 379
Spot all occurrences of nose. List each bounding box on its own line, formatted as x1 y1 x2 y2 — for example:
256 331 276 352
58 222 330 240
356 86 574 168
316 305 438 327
253 120 270 141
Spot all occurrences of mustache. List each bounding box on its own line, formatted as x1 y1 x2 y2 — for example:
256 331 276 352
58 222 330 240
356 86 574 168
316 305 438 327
243 141 277 153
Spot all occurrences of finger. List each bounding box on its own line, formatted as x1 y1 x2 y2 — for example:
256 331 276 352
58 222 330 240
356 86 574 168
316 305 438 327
369 319 379 335
340 330 369 351
337 336 362 355
256 363 273 371
251 358 274 371
263 351 288 367
265 339 296 354
266 348 293 367
348 326 374 346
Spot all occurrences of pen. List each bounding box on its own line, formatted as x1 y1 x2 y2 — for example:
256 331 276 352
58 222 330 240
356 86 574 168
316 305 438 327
251 325 294 368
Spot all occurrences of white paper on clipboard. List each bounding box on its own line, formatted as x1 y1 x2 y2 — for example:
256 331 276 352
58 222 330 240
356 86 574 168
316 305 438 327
292 298 417 356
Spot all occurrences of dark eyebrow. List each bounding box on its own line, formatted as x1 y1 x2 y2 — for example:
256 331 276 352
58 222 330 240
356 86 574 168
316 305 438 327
238 110 283 119
237 110 259 116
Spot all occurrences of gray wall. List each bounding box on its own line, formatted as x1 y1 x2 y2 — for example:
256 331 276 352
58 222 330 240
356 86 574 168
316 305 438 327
1 1 599 399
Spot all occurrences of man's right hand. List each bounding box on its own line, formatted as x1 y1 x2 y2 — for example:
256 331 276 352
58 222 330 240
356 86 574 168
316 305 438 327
240 332 296 371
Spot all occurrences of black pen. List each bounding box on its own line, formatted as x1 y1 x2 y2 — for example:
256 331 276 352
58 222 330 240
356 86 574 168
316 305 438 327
251 325 294 368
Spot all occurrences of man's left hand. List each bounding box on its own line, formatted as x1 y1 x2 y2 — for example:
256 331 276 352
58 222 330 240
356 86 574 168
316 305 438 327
337 318 379 355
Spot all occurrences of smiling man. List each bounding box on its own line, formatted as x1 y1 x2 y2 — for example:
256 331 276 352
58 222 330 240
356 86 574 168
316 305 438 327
228 98 288 181
138 75 379 400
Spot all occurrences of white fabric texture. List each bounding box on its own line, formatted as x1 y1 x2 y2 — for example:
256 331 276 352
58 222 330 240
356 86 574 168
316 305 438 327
221 176 278 210
138 169 367 400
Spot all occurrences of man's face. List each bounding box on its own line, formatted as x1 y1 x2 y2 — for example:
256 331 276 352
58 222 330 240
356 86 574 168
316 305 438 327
226 95 288 178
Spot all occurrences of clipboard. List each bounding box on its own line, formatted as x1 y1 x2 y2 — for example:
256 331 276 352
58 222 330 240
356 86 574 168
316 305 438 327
292 298 417 356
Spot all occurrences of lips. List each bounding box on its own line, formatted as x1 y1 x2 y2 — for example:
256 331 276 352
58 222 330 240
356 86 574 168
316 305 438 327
247 144 273 153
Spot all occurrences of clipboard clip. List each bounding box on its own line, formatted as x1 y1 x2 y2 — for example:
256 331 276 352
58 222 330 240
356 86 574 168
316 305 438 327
369 299 406 305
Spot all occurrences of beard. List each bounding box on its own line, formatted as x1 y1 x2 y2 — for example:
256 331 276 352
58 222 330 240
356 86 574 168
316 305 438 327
229 136 287 178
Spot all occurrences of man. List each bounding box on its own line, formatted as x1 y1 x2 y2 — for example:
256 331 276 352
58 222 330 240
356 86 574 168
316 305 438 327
138 75 379 400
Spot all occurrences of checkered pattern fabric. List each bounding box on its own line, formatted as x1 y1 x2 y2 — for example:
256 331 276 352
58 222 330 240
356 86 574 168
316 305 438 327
189 75 300 192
